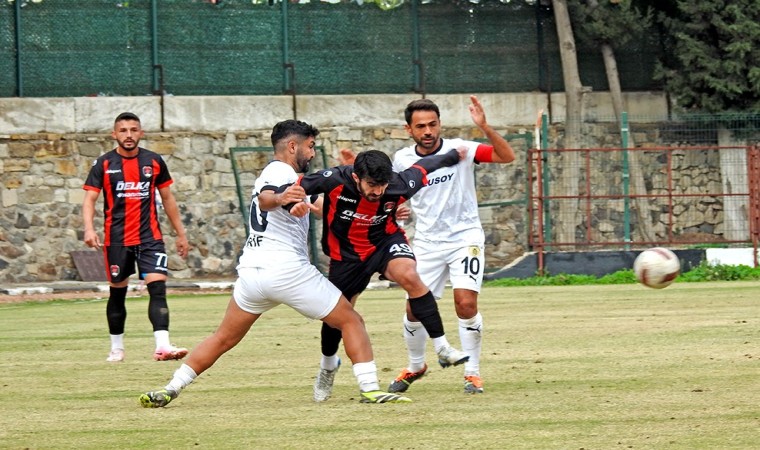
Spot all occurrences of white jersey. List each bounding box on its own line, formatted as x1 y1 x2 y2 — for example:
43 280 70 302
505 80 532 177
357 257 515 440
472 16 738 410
393 138 485 248
237 160 310 268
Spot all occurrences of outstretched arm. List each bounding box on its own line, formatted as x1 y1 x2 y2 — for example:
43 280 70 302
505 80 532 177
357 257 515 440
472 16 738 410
469 95 515 164
411 146 466 174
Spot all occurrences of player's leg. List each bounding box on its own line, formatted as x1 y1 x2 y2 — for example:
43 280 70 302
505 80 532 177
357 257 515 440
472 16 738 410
388 247 447 392
138 241 186 361
104 245 134 362
380 239 469 371
449 245 485 394
315 260 372 401
321 296 411 403
141 271 265 408
316 260 368 382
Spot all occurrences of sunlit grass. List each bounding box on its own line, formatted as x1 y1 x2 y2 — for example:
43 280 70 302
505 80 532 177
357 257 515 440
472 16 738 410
1 282 758 449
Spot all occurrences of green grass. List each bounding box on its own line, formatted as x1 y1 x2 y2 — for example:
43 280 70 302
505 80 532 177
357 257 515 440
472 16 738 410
485 262 760 287
1 283 758 449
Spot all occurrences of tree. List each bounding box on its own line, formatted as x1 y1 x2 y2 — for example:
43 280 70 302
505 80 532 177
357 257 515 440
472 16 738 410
552 0 584 247
656 1 760 241
656 0 760 112
568 0 657 243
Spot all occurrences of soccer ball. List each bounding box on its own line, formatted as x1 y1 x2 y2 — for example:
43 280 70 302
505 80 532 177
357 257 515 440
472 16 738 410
633 247 680 289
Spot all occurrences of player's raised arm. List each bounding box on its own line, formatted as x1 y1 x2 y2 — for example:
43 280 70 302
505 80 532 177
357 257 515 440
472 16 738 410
469 95 515 164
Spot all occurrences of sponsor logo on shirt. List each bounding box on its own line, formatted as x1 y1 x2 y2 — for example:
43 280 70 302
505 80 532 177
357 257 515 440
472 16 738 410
339 210 388 225
115 180 151 199
424 173 454 187
338 195 357 204
105 169 121 174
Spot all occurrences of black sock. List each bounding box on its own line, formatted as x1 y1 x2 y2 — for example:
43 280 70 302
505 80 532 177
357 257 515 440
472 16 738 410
409 291 444 338
147 280 169 332
320 322 343 357
106 286 128 335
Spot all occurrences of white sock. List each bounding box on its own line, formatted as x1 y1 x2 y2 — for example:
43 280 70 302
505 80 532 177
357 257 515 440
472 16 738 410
110 334 124 351
165 363 197 393
403 315 428 372
320 353 340 371
431 336 451 354
459 312 483 376
352 361 380 392
154 330 170 350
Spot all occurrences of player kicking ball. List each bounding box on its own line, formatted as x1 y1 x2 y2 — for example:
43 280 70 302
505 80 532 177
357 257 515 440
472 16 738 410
140 120 410 407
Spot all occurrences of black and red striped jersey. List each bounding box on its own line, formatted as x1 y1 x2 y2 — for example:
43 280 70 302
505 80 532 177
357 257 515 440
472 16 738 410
297 150 460 263
83 148 173 246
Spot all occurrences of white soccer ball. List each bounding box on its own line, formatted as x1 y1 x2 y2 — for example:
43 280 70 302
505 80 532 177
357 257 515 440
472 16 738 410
633 247 681 289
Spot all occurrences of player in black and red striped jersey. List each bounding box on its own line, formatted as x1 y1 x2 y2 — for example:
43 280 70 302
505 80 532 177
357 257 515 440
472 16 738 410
83 112 190 363
296 149 471 402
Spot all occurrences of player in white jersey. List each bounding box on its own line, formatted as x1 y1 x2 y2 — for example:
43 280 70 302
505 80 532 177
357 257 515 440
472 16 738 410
139 120 410 407
389 96 516 394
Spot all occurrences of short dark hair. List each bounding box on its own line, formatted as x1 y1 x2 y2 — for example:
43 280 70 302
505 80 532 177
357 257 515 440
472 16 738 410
271 119 320 147
353 150 393 184
114 112 141 124
404 99 440 124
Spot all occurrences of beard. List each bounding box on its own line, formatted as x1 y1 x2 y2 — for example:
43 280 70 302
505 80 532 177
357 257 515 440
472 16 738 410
297 157 311 173
119 139 138 151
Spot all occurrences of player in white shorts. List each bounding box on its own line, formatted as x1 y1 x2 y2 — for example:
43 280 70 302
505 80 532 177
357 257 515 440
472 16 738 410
139 120 411 408
389 96 516 394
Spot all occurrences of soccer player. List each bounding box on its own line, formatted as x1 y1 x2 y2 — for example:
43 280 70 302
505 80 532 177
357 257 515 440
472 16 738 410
83 112 190 363
297 148 471 402
139 120 410 407
389 96 516 394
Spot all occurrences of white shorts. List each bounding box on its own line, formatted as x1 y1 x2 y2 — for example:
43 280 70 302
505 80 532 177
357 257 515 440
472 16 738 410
414 243 485 299
233 261 341 320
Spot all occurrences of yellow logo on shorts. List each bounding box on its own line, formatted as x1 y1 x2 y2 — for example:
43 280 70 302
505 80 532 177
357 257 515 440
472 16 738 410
469 246 480 257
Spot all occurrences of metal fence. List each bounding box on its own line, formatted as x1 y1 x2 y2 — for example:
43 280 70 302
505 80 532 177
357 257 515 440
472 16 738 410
2 0 663 97
529 112 760 272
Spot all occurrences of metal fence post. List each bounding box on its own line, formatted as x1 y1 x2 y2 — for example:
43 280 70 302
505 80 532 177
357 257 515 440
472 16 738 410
13 0 23 97
621 111 631 249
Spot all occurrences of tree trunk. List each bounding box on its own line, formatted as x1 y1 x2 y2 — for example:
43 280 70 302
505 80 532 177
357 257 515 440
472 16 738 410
718 127 749 241
600 43 656 242
553 0 583 247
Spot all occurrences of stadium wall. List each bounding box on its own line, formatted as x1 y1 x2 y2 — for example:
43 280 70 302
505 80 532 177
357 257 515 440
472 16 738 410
0 92 668 283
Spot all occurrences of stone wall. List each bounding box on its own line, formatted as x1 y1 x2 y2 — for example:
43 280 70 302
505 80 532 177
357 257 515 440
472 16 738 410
0 92 670 282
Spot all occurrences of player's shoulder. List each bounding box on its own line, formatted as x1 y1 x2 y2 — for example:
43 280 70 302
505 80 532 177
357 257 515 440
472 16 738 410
260 160 298 183
441 137 469 149
90 149 117 166
392 145 418 170
99 148 120 160
394 144 416 159
138 147 164 160
312 165 351 181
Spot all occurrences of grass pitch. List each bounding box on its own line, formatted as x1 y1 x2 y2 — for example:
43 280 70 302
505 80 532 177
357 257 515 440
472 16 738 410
0 282 757 449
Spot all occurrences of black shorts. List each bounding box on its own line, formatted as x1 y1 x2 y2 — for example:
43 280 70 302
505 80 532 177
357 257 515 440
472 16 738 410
104 240 169 283
328 233 415 300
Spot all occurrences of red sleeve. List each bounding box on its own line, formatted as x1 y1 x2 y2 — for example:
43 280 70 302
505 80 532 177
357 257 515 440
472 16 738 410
156 179 173 189
474 144 494 163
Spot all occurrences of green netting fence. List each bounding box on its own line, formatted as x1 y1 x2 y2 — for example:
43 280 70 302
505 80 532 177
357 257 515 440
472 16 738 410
2 0 663 98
